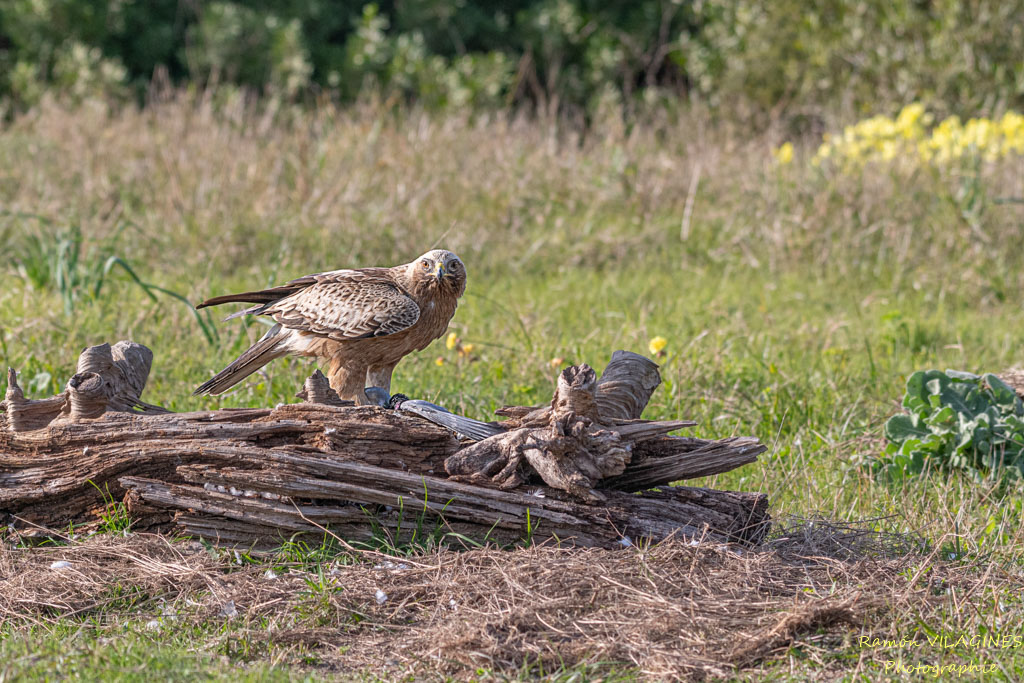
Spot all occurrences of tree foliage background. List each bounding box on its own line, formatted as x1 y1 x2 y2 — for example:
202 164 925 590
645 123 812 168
1 0 1023 120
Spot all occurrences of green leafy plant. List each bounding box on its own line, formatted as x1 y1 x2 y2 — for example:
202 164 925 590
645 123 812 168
878 369 1024 484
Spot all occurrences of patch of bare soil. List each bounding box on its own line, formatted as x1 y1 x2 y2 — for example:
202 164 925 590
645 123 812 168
0 521 1012 680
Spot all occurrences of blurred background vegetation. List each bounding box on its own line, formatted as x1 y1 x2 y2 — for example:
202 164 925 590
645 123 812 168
1 0 1023 124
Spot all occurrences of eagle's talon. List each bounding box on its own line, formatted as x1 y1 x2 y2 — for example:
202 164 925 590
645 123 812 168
388 393 410 410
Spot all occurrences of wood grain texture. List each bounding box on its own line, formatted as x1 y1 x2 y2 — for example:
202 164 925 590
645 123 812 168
445 362 699 501
122 459 770 547
2 342 769 548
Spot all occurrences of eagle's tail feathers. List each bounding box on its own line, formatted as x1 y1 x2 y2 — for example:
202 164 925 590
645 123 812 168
222 304 267 321
193 324 289 396
195 283 305 310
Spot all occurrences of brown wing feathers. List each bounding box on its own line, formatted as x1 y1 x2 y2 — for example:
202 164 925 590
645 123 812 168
195 273 326 321
264 280 420 340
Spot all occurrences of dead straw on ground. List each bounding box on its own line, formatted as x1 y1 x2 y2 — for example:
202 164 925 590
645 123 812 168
1 519 1016 680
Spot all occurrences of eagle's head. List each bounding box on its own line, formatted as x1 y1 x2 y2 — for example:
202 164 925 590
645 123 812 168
406 249 467 298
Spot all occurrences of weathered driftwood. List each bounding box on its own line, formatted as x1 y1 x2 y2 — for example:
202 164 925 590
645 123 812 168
445 364 695 501
492 350 662 427
606 435 767 492
0 404 460 528
0 341 165 432
1 342 770 548
122 460 769 548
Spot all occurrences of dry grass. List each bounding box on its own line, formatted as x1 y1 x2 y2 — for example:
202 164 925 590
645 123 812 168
1 523 1018 680
5 93 1023 289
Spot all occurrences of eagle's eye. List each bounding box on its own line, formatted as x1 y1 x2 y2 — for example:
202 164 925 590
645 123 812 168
420 260 431 270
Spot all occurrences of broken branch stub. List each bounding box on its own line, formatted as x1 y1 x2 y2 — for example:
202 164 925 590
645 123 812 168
594 350 662 421
295 369 351 406
65 372 109 420
1 341 159 432
553 364 601 418
2 368 67 432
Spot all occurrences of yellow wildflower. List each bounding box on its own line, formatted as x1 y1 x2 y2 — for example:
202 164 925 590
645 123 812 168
550 357 564 368
458 343 475 358
648 336 668 356
880 140 898 161
772 142 794 165
445 332 458 350
435 357 445 366
1000 112 1024 154
809 105 1024 167
895 103 930 138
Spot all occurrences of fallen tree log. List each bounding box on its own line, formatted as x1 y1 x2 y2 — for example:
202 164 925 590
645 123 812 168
122 459 768 548
1 343 770 548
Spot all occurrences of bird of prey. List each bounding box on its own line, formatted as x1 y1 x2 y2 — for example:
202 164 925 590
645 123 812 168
193 249 467 404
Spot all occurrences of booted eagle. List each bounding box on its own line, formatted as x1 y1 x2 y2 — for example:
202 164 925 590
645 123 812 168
194 249 466 403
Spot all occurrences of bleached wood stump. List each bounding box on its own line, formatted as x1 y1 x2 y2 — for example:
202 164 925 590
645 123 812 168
0 344 769 548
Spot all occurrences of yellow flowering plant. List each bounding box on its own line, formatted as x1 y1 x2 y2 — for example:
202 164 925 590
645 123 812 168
648 336 668 357
441 331 477 361
780 104 1024 168
772 141 794 165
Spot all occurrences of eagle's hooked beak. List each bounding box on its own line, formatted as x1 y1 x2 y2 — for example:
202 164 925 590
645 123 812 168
434 262 446 281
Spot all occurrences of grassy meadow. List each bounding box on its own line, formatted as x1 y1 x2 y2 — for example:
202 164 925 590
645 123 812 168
2 94 1024 679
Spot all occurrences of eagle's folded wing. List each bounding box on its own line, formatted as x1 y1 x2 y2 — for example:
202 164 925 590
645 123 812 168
264 279 421 340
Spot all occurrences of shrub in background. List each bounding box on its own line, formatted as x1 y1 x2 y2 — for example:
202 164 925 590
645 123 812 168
684 0 1024 120
2 0 1022 119
185 2 313 98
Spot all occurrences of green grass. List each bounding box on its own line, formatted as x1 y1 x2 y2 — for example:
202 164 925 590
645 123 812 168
2 94 1024 679
0 622 627 682
0 622 305 682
